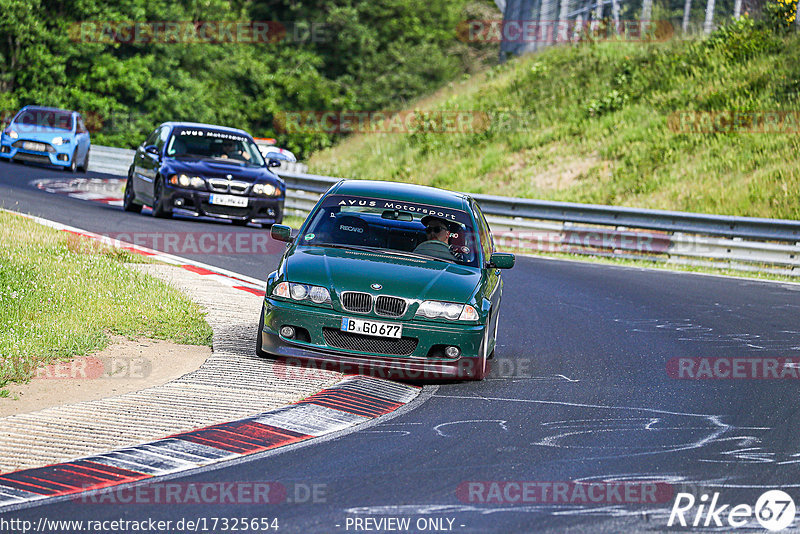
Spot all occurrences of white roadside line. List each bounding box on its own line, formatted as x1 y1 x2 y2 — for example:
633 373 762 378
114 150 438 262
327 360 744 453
3 208 268 292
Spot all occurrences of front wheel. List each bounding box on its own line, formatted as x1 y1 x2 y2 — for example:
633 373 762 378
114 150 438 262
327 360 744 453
256 308 272 358
68 149 78 173
79 148 90 172
123 173 142 213
150 177 171 218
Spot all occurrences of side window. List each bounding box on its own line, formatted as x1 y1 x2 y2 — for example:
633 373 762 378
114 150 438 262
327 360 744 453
76 116 87 134
144 128 160 147
156 126 170 149
473 202 494 261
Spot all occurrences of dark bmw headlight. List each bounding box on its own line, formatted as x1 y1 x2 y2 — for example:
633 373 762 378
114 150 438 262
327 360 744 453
272 282 331 305
168 174 205 189
253 183 280 196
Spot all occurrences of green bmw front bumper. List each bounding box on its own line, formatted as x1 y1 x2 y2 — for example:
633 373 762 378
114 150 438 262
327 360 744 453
260 297 487 379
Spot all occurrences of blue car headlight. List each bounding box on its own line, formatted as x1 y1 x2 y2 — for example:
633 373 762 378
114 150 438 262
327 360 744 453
51 136 70 145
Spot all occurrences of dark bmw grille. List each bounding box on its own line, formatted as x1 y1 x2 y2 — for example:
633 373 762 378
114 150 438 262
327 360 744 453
207 178 250 195
375 296 407 317
322 328 418 356
341 291 372 313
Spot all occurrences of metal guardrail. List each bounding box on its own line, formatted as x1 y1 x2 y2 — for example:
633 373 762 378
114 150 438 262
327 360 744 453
90 145 800 276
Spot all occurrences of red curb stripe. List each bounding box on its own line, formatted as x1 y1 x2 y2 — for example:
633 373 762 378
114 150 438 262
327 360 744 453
175 423 311 455
0 376 419 509
0 473 78 495
77 460 149 480
301 395 401 417
181 265 217 276
299 390 403 416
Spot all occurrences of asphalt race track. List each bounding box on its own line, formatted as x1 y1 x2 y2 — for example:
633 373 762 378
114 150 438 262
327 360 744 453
2 160 800 533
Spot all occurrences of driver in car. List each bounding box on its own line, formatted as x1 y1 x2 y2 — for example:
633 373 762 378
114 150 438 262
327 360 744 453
219 138 250 161
414 215 458 260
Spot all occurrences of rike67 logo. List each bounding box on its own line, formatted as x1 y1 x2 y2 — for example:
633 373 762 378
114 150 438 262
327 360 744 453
668 490 796 531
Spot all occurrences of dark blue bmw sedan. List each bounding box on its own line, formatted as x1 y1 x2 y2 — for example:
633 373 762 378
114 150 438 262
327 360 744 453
124 122 293 226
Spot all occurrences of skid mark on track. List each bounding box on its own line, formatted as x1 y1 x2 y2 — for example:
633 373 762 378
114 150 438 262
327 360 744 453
433 420 509 437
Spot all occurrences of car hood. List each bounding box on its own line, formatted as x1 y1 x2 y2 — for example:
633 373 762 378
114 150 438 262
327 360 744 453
164 158 278 183
12 128 74 142
284 246 482 303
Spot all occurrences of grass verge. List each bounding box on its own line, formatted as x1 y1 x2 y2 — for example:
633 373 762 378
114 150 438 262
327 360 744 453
0 211 213 395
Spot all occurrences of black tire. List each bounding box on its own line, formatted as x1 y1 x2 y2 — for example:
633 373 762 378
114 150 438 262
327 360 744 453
79 148 90 172
256 307 272 358
123 173 142 213
68 149 78 173
150 176 171 218
469 310 492 380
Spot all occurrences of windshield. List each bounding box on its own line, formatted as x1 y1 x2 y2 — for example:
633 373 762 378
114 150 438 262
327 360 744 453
13 109 73 131
299 194 480 267
165 127 265 166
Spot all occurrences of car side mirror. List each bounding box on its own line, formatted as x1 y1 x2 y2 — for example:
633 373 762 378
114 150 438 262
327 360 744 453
488 252 515 269
264 150 296 169
270 224 293 243
144 145 159 156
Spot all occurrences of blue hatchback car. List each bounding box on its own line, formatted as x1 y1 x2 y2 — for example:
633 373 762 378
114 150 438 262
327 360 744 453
0 106 91 172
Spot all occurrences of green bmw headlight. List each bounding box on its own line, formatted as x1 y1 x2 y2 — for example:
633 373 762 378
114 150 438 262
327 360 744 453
272 282 331 305
416 301 479 321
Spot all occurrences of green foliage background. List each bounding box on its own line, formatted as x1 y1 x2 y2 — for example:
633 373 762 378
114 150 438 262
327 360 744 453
0 0 497 156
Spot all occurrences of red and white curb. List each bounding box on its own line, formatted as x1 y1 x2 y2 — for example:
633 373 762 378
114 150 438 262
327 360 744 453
7 210 268 297
0 376 420 509
33 177 125 207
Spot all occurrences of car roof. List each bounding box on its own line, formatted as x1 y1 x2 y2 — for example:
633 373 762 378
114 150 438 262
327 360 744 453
160 121 252 138
330 180 470 211
18 106 77 115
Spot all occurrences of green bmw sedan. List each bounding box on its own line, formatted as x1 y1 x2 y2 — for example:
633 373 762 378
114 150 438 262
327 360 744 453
257 180 514 380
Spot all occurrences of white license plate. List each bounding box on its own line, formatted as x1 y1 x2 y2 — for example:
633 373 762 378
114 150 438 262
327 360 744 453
22 141 47 152
341 317 402 339
209 194 248 208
